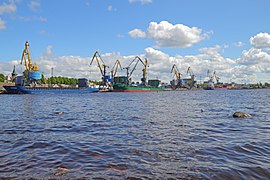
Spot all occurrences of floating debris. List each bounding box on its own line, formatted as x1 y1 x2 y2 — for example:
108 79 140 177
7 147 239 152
55 112 64 115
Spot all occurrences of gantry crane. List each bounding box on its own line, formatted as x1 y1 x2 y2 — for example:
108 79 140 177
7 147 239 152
110 59 122 84
123 56 148 86
90 51 110 86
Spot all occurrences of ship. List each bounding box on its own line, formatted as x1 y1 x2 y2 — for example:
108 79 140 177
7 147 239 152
113 82 164 92
3 76 99 94
3 41 99 94
3 84 99 94
112 56 164 92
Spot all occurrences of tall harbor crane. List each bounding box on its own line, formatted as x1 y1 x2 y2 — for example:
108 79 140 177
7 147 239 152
205 69 215 90
20 41 39 74
110 59 122 84
187 67 195 82
186 66 196 88
90 51 110 86
171 64 182 82
124 56 148 86
213 71 220 84
170 64 182 89
20 41 42 83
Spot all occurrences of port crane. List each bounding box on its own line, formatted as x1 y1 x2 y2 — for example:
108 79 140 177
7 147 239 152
123 56 148 86
207 70 215 82
205 69 215 90
170 64 182 89
90 51 110 86
186 66 196 88
171 64 182 82
213 71 220 84
20 41 39 74
187 67 195 81
110 59 122 84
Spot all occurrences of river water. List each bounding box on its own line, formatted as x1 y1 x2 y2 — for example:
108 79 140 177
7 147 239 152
0 89 270 179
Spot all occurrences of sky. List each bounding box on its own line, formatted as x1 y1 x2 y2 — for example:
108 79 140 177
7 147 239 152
0 0 270 84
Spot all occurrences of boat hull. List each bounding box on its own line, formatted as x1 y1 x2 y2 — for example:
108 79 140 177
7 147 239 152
204 86 215 90
3 86 99 94
113 84 164 92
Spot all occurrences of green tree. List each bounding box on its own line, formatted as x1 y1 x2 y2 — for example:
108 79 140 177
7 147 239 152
0 74 5 82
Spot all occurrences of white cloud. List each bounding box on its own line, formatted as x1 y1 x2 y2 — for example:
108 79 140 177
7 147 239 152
129 21 208 48
1 42 270 84
234 41 244 47
28 0 40 11
0 18 6 29
238 48 270 65
19 16 47 22
128 28 146 38
0 0 17 15
107 5 113 11
250 33 270 50
128 0 152 4
46 45 53 56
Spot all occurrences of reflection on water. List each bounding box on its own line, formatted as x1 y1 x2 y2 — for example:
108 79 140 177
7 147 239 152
0 89 270 179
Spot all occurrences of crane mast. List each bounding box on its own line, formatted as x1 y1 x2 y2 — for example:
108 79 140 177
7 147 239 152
124 56 148 86
171 64 181 81
187 66 195 81
20 41 39 73
90 51 110 86
110 59 122 83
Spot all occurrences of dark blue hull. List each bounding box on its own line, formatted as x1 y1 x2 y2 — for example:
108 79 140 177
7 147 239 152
204 86 215 90
3 86 99 94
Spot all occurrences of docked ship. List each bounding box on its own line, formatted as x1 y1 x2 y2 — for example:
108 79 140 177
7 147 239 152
4 41 99 94
112 56 164 92
113 79 164 92
3 78 99 94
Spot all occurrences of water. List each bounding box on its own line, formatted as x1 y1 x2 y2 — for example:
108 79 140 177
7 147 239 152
0 89 270 179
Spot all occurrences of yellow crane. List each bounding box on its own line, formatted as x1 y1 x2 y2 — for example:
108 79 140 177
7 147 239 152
171 64 182 82
90 51 110 86
20 41 39 72
187 66 195 81
110 59 122 81
186 66 196 89
124 56 148 85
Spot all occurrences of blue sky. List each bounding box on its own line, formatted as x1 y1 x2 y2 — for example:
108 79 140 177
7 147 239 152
1 0 270 83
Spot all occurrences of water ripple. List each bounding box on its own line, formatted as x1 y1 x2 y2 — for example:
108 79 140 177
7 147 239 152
0 90 270 179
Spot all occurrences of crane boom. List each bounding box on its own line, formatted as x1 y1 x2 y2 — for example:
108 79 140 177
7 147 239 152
111 59 122 77
20 41 37 72
124 56 148 85
171 64 181 81
90 51 109 76
20 41 40 73
90 51 110 86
